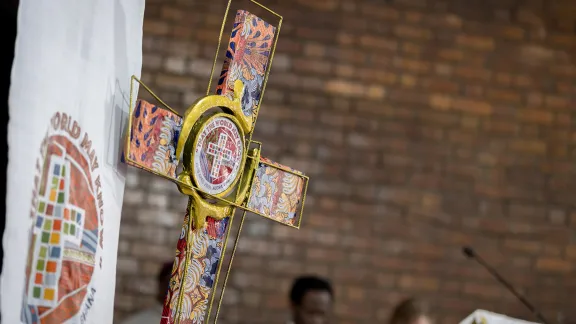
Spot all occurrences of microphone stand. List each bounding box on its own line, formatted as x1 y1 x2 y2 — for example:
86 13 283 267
462 247 551 324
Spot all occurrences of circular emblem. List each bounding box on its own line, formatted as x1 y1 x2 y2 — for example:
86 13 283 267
192 114 244 195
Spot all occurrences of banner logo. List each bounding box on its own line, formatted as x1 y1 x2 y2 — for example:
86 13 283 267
22 112 104 324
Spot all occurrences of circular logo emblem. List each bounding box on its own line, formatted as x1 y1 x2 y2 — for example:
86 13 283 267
22 112 102 323
193 115 244 195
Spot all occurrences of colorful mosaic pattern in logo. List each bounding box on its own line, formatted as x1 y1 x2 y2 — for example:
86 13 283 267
28 157 85 307
215 10 276 117
22 134 101 324
193 116 243 195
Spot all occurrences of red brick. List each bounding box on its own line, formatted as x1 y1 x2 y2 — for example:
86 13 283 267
341 17 368 31
360 4 399 20
393 58 430 73
550 65 576 78
155 74 196 90
455 66 492 81
324 80 365 97
294 0 338 11
334 64 354 77
292 58 332 74
517 109 554 124
203 13 224 27
143 54 163 70
336 32 355 45
161 7 185 21
545 95 570 109
556 113 571 126
556 81 575 94
306 247 346 263
401 42 421 55
566 246 576 259
278 39 303 54
429 94 451 110
422 78 460 93
304 43 326 57
143 20 170 36
495 72 512 85
398 275 439 291
536 258 573 272
451 98 493 115
360 70 397 84
394 25 432 39
514 74 533 87
437 48 464 61
366 86 386 99
503 239 542 254
483 120 518 134
456 35 495 50
359 35 397 51
395 0 427 7
336 49 367 64
548 34 576 47
486 89 522 103
463 283 503 298
499 26 526 40
194 28 219 42
268 260 303 276
376 273 396 287
509 139 547 154
400 75 416 87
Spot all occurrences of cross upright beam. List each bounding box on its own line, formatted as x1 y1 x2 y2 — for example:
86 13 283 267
121 2 308 323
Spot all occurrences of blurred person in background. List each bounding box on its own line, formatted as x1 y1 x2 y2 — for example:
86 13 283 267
288 275 334 324
121 261 172 324
388 298 433 324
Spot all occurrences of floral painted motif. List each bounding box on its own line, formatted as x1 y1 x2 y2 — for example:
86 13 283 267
161 209 229 324
215 10 276 117
247 162 305 227
124 100 182 179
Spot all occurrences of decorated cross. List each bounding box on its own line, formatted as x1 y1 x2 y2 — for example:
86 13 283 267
121 1 308 323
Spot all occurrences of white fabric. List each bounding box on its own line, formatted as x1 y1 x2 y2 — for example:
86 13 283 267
120 305 163 324
460 310 540 324
1 0 145 323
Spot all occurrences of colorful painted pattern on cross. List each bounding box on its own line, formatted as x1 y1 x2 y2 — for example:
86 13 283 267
123 8 308 324
124 100 182 179
28 157 85 308
160 10 278 323
247 161 305 227
161 209 228 323
216 10 276 117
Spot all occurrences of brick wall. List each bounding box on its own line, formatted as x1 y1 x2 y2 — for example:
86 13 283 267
114 0 576 323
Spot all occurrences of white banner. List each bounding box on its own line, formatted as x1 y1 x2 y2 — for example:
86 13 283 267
460 310 540 324
1 0 145 323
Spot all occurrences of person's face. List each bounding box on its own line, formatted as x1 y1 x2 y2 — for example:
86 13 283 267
292 290 332 324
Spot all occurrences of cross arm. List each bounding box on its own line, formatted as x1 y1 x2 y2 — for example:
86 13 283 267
122 95 308 229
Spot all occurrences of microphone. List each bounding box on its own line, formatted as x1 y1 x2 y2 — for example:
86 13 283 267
462 246 551 324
